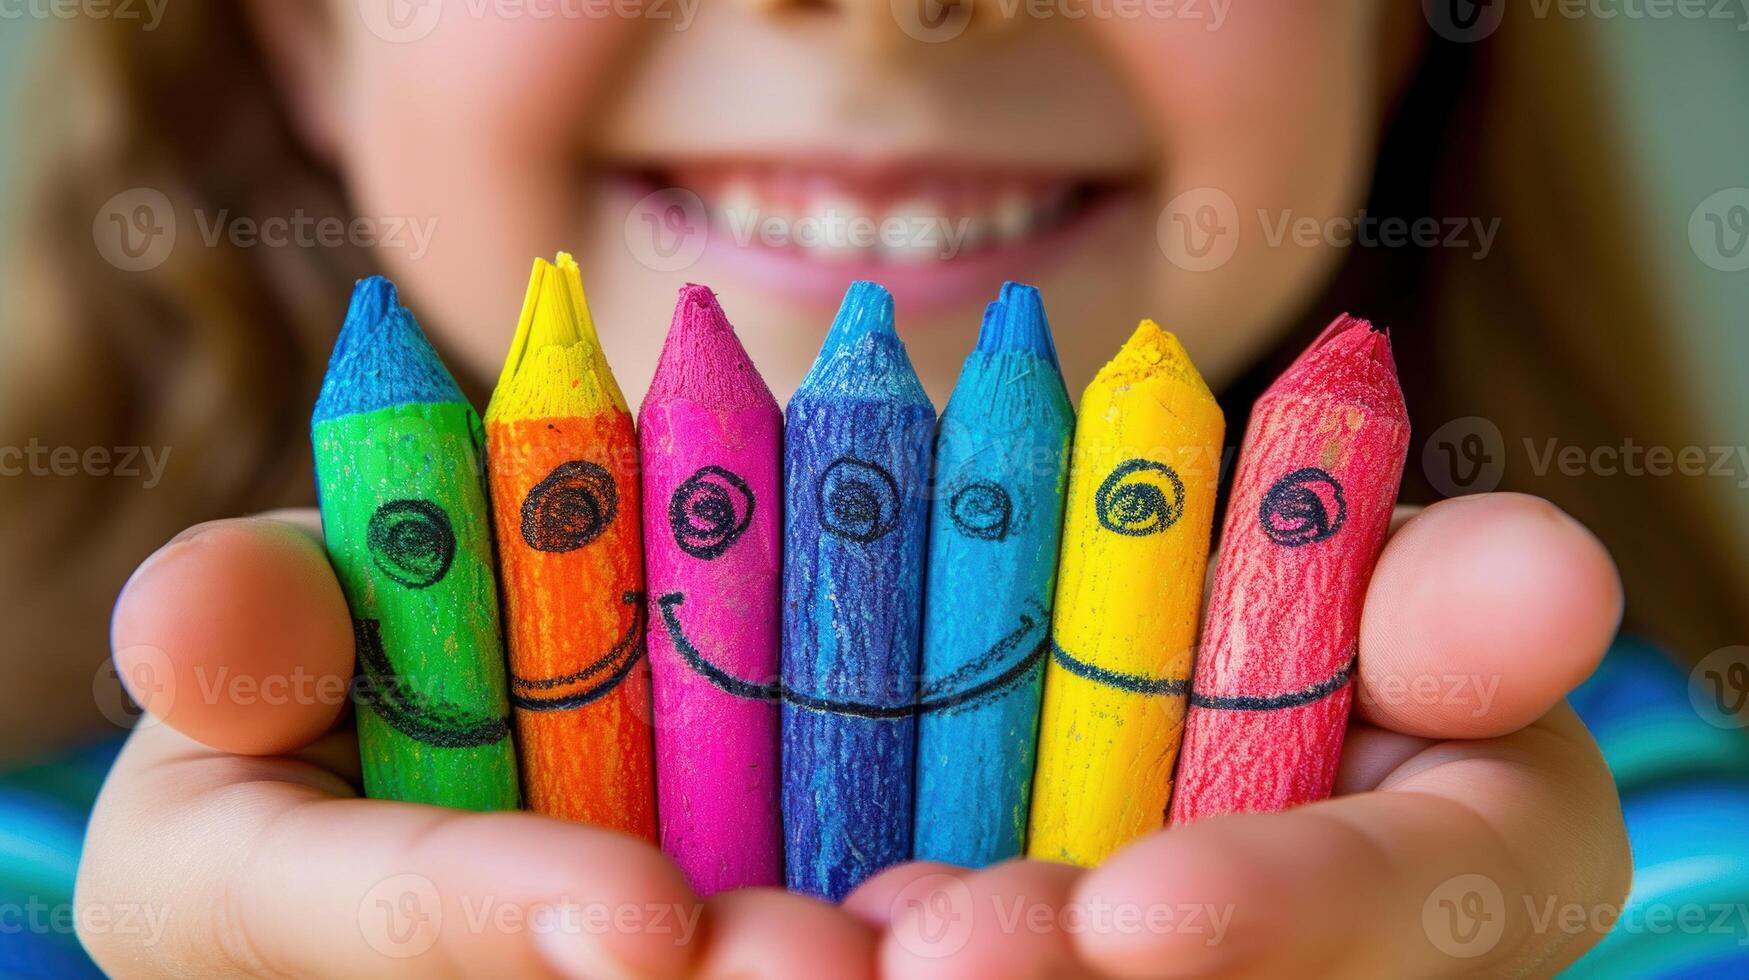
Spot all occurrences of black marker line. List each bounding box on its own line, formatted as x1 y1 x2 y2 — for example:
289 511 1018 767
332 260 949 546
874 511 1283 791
1049 639 1191 696
655 592 1046 718
352 617 510 748
509 590 647 711
1186 656 1357 711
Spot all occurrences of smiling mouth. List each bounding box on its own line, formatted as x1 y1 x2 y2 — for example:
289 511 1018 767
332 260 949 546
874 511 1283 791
655 592 1047 718
509 590 647 711
611 159 1133 309
1047 641 1359 710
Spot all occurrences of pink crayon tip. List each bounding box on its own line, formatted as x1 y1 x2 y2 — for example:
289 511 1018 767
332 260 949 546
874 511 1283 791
642 284 777 416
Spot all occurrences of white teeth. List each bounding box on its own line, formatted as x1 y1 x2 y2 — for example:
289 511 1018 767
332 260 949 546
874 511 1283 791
801 193 870 263
714 180 759 235
879 199 947 264
994 190 1038 243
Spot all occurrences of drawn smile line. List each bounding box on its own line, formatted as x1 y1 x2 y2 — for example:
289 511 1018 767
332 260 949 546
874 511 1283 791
1049 642 1358 711
353 617 510 748
655 592 1046 719
509 590 646 712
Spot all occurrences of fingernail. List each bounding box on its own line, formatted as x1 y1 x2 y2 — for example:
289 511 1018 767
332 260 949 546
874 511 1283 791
534 927 641 980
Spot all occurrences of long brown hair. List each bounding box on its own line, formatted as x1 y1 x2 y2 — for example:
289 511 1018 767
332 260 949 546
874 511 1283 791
2 5 1741 757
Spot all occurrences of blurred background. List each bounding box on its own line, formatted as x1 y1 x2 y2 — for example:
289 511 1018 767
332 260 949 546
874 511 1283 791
1 5 1747 977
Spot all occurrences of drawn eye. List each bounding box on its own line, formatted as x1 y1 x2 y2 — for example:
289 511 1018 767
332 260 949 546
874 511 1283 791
669 465 756 560
367 499 456 589
521 460 618 553
817 456 901 544
1259 467 1346 547
1095 459 1184 537
948 480 1014 542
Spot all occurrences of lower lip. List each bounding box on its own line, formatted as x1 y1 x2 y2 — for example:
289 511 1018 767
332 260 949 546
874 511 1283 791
605 177 1134 318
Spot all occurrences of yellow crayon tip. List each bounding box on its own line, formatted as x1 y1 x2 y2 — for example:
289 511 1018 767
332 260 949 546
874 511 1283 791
488 255 626 422
1093 319 1213 400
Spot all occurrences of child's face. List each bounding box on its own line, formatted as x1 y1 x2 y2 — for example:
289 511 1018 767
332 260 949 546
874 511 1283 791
267 1 1419 401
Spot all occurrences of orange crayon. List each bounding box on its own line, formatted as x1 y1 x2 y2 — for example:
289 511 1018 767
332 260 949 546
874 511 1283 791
486 254 655 838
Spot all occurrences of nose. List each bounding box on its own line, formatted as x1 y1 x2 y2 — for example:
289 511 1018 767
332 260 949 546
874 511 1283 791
736 0 1014 51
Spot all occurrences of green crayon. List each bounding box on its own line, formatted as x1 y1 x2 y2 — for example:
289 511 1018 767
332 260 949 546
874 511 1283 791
311 277 519 809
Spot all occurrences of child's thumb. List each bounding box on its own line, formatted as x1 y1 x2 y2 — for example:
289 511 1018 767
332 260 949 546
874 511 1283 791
110 511 355 755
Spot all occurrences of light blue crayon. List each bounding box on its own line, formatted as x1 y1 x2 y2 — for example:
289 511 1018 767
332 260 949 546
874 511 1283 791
782 281 935 900
913 282 1073 867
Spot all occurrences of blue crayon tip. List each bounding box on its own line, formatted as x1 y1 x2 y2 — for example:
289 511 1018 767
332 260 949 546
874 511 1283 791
313 276 466 423
975 282 1059 368
827 280 895 342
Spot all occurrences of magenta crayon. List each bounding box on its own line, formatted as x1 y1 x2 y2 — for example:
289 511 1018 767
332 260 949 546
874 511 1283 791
640 285 783 894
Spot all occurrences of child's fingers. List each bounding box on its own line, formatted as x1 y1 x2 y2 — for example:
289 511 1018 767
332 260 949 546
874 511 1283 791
691 889 878 980
78 723 701 980
874 859 1086 979
1356 493 1622 739
110 513 355 756
1068 705 1630 978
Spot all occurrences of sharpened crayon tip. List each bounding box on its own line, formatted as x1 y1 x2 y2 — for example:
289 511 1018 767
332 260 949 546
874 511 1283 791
642 283 777 414
313 277 465 424
975 282 1058 366
826 281 895 345
1093 319 1213 400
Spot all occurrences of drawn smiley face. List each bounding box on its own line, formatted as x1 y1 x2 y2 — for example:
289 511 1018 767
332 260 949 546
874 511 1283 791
661 459 1047 717
507 460 646 712
352 497 510 748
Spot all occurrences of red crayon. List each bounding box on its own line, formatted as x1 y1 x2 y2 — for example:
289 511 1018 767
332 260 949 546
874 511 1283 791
1170 315 1409 822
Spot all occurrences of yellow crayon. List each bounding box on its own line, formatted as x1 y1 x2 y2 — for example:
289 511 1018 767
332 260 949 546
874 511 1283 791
1027 320 1225 867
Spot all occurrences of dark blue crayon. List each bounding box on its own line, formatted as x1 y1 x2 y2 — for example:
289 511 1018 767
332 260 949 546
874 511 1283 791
781 281 934 900
913 283 1072 867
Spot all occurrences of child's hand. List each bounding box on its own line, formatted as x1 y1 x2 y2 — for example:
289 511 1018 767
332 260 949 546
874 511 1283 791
76 513 878 979
846 493 1631 978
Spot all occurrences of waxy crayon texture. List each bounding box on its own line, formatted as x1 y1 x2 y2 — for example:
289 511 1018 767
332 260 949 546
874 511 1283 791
1170 315 1409 822
312 277 518 810
486 256 654 839
782 283 933 901
1027 321 1223 866
641 285 783 895
914 284 1071 868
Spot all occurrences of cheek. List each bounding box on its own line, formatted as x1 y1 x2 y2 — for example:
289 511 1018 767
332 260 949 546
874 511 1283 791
1091 2 1389 383
335 8 639 376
